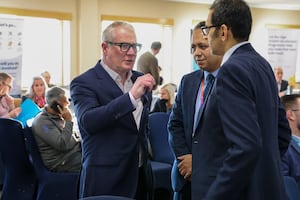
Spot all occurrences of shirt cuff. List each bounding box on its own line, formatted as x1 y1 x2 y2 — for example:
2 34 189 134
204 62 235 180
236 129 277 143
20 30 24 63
129 92 141 108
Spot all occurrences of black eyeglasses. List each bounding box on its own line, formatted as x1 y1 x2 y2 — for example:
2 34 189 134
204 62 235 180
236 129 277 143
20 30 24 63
106 41 142 52
201 24 222 36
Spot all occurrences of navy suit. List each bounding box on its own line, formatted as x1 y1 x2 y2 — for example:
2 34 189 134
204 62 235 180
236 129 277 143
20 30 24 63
70 61 152 198
192 43 291 199
168 69 204 198
282 138 300 189
279 79 289 92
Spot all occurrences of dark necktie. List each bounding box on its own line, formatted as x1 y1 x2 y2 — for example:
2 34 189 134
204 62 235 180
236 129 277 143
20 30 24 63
204 74 215 101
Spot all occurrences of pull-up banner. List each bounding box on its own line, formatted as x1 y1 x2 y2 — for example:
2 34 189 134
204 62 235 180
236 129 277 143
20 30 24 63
267 28 300 83
0 18 23 97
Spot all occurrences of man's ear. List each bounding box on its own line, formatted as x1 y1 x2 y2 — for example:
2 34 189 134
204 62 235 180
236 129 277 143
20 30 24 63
286 109 295 121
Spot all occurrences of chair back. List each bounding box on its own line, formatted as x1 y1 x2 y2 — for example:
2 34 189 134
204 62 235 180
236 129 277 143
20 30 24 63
283 176 300 200
148 112 174 164
0 118 36 200
23 125 79 200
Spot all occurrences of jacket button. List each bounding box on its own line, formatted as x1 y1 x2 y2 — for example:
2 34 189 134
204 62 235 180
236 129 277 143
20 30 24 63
193 140 198 144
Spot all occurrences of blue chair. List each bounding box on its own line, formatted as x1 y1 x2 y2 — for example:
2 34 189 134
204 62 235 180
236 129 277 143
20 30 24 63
23 125 80 200
0 118 36 200
283 176 300 200
148 112 174 200
80 195 134 200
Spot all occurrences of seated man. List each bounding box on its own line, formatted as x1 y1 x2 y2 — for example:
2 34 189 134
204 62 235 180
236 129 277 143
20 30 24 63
281 94 300 188
32 86 81 172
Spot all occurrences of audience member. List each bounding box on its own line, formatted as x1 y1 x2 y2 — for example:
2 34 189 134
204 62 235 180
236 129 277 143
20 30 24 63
136 41 162 90
31 86 81 172
0 72 21 118
151 83 176 114
281 94 300 189
70 21 155 199
274 66 289 97
190 0 291 199
168 21 222 200
23 76 47 108
41 70 55 88
158 66 164 86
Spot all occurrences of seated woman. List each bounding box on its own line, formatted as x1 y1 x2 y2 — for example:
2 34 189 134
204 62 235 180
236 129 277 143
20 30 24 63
151 83 176 114
23 76 48 108
0 72 21 118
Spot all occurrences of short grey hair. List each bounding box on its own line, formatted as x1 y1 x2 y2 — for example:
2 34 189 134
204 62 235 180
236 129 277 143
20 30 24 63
102 21 135 42
46 86 65 104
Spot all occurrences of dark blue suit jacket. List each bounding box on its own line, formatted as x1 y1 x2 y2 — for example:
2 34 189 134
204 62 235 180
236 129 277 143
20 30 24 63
192 43 291 199
70 61 152 198
168 70 204 193
282 138 300 189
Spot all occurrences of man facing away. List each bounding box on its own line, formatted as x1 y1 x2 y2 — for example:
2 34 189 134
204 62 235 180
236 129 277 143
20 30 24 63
274 66 289 97
190 0 291 199
70 21 155 199
136 41 162 90
281 94 300 189
168 21 222 200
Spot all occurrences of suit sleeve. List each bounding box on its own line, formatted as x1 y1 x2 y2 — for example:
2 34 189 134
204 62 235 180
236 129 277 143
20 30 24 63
70 74 136 135
168 75 191 157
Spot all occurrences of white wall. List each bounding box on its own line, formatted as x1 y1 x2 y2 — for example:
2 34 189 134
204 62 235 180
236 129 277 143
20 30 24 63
1 0 300 86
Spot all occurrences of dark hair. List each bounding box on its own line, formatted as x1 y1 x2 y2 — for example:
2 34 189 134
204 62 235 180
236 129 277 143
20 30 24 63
281 94 300 110
151 41 162 50
194 21 205 31
210 0 252 41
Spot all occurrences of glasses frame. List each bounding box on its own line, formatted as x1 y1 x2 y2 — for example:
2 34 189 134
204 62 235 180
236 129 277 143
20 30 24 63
201 24 222 36
106 41 142 52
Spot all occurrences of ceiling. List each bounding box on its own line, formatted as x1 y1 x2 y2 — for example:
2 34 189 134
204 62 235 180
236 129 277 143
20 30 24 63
166 0 300 10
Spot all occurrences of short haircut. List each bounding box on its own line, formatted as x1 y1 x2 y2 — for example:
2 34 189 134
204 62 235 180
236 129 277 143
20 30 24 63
46 86 65 105
151 41 162 50
281 94 300 110
210 0 252 41
194 21 205 31
102 21 135 42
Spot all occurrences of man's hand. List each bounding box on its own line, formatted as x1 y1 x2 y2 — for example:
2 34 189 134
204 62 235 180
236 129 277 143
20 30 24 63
60 107 72 121
130 74 155 99
177 154 192 181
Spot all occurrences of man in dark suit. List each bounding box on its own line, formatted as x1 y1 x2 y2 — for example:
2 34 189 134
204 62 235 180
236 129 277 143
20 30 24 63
274 66 289 97
70 21 155 199
190 0 291 199
168 21 222 200
281 94 300 189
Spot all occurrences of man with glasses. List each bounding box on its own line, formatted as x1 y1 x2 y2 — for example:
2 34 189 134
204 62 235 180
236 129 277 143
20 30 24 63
168 21 222 200
0 72 21 118
191 0 291 199
70 21 155 199
281 94 300 189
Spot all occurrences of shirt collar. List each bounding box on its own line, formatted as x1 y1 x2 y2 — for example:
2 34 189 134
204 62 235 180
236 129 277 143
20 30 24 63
221 41 249 66
100 60 133 83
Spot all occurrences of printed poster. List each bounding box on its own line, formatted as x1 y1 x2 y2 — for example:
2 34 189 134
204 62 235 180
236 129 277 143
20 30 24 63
0 18 24 97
